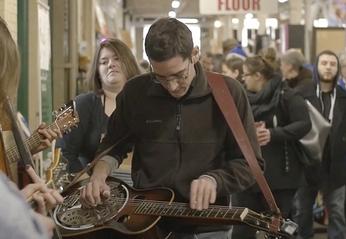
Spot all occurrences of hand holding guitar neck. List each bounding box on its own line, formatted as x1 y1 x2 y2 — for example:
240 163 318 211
31 122 63 154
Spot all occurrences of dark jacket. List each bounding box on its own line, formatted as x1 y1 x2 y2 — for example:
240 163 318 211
60 92 108 173
285 67 314 98
292 53 346 189
248 76 311 190
326 86 346 189
100 62 263 203
305 84 346 189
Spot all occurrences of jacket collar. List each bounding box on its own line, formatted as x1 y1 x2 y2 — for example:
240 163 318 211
147 62 211 100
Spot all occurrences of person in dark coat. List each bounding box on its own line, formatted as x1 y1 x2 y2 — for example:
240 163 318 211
293 50 346 239
80 18 263 239
232 55 311 239
280 49 314 96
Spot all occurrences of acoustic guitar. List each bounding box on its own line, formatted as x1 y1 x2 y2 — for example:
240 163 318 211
5 100 79 166
53 177 297 239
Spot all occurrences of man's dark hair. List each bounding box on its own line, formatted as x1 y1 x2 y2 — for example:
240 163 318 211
145 18 193 61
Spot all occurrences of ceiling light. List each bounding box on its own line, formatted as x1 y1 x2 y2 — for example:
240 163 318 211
177 18 199 24
172 0 180 9
245 13 253 19
232 18 239 24
278 0 288 2
313 18 328 28
168 11 176 18
214 20 222 28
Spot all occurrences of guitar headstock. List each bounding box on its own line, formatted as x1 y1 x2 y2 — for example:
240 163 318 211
52 100 79 134
241 208 297 238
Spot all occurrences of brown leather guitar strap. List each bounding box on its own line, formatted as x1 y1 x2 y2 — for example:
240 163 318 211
206 72 281 231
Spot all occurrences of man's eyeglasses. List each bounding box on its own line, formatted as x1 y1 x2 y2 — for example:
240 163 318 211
151 61 190 86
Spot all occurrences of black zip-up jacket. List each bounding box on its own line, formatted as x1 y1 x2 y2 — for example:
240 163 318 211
99 62 263 231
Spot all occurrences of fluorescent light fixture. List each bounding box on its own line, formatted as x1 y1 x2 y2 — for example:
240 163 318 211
172 0 180 9
232 18 239 24
244 18 259 29
278 0 288 3
265 18 278 28
177 18 199 24
245 13 253 19
214 20 222 28
168 11 176 18
313 18 328 28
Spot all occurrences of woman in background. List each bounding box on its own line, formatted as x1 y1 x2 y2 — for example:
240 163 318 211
222 56 244 83
232 56 311 239
60 38 140 175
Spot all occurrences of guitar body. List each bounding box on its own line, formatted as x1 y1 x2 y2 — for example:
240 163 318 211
56 177 174 239
54 177 293 239
63 227 170 239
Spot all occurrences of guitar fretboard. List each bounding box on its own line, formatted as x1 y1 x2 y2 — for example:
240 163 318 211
5 122 59 163
133 200 272 232
135 200 246 220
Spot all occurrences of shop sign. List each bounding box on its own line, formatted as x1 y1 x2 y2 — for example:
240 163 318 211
199 0 278 15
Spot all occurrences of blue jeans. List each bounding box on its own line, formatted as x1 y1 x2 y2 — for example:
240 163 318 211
325 186 346 239
294 185 346 239
293 186 318 239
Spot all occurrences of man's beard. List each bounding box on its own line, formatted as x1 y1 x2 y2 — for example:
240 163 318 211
319 77 335 84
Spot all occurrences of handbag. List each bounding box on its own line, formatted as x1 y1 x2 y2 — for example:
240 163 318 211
298 100 331 166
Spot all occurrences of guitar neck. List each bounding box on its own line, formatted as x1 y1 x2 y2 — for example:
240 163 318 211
5 122 59 164
134 200 269 228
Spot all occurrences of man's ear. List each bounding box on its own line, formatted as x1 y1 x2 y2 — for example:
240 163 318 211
191 47 200 64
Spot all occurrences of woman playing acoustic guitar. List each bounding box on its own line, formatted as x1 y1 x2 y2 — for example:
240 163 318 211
0 16 63 239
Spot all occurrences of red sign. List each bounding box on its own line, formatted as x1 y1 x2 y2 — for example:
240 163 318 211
200 0 278 15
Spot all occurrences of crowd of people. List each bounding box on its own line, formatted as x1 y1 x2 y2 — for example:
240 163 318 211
1 14 346 239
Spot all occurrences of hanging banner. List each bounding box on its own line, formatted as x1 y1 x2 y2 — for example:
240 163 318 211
199 0 278 15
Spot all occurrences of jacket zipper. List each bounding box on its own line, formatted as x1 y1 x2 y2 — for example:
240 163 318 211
175 103 182 175
176 103 182 132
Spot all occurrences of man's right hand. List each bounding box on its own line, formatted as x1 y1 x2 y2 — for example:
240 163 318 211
80 175 111 207
79 158 114 207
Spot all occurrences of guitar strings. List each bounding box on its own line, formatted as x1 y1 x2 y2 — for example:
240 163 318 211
57 194 283 236
61 195 274 227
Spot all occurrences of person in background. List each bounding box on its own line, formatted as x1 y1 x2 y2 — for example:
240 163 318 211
210 53 224 73
294 50 346 239
60 38 141 175
279 48 321 230
0 16 63 239
200 52 214 72
338 51 346 90
222 38 247 60
280 49 313 94
231 55 310 239
139 59 150 73
81 17 262 239
258 47 280 72
222 56 244 83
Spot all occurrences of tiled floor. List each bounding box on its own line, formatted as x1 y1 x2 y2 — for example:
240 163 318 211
314 224 327 238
